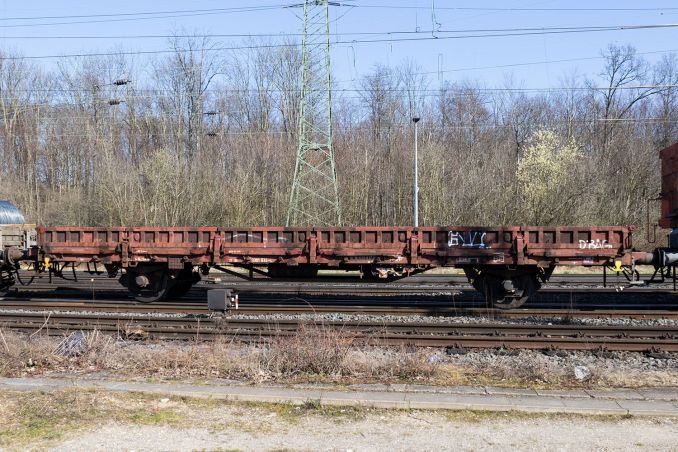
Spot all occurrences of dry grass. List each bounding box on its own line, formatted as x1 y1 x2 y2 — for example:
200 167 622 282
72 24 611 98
261 324 438 380
0 329 126 378
450 352 569 387
0 327 438 383
1 327 675 388
261 323 355 376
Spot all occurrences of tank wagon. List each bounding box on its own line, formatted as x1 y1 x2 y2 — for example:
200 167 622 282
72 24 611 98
7 141 678 308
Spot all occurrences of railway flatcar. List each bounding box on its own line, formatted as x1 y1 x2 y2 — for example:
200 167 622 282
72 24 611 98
6 141 678 308
30 224 643 308
0 215 656 308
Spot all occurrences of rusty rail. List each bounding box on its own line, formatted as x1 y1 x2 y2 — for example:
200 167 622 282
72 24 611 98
1 312 676 352
1 298 678 320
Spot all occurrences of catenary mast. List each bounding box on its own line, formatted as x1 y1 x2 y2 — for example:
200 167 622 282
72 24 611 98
286 0 341 226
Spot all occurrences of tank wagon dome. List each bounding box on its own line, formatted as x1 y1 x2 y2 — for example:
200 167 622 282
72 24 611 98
0 200 25 224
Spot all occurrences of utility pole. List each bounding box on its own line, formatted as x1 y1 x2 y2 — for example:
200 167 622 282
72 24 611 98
286 0 341 227
412 117 420 228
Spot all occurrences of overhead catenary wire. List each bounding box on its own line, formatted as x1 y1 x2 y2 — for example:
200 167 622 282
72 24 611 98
0 5 296 29
5 83 678 96
1 23 678 60
0 5 292 21
355 5 678 12
0 3 675 24
21 122 678 139
21 118 678 139
0 24 676 39
6 45 672 89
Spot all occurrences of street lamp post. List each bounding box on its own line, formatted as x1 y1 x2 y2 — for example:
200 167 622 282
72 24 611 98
412 116 421 228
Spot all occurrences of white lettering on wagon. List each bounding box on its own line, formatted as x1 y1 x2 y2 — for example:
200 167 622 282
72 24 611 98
448 231 488 249
578 239 613 250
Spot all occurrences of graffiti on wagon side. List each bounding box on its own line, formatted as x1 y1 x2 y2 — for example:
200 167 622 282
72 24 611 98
448 231 489 249
579 239 613 250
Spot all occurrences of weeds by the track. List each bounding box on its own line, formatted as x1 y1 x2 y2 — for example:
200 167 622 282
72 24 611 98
0 327 676 388
0 326 437 383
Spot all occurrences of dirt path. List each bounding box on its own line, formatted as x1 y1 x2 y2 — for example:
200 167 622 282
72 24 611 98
1 384 676 450
51 410 678 452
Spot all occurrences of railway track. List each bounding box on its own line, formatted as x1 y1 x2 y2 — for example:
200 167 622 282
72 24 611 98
0 311 676 352
2 272 678 320
1 298 677 320
3 282 678 319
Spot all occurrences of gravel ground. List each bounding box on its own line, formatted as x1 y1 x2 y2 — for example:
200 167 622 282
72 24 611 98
438 348 678 386
227 312 678 328
1 307 677 328
49 407 678 452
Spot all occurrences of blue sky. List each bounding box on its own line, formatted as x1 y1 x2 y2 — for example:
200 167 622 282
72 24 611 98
0 0 676 90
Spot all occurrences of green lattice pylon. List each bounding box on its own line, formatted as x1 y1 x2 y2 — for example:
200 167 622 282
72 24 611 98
286 0 341 227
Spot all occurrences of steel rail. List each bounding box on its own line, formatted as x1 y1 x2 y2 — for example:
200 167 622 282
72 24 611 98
1 312 676 352
5 287 678 304
1 298 678 319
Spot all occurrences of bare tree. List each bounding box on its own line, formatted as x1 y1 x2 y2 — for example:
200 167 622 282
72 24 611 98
652 53 678 148
594 44 660 150
154 33 223 159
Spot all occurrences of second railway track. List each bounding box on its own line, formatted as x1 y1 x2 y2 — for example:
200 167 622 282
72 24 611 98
0 311 676 352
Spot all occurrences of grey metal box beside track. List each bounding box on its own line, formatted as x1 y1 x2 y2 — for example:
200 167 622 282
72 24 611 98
207 289 232 311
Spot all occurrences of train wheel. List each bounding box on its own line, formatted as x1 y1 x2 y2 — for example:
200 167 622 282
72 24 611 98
123 266 170 303
484 274 539 309
463 267 540 309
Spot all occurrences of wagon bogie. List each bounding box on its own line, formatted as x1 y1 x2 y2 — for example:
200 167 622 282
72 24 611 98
118 262 203 302
463 266 546 309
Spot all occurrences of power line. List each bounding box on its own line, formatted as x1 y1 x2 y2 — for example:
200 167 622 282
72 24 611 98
1 24 676 39
7 83 678 96
0 4 671 30
17 118 678 139
2 23 678 60
0 5 293 29
336 48 678 83
0 5 290 21
9 45 674 90
0 4 674 22
356 5 678 12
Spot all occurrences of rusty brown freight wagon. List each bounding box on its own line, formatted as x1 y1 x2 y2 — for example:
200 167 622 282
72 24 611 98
32 225 643 308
